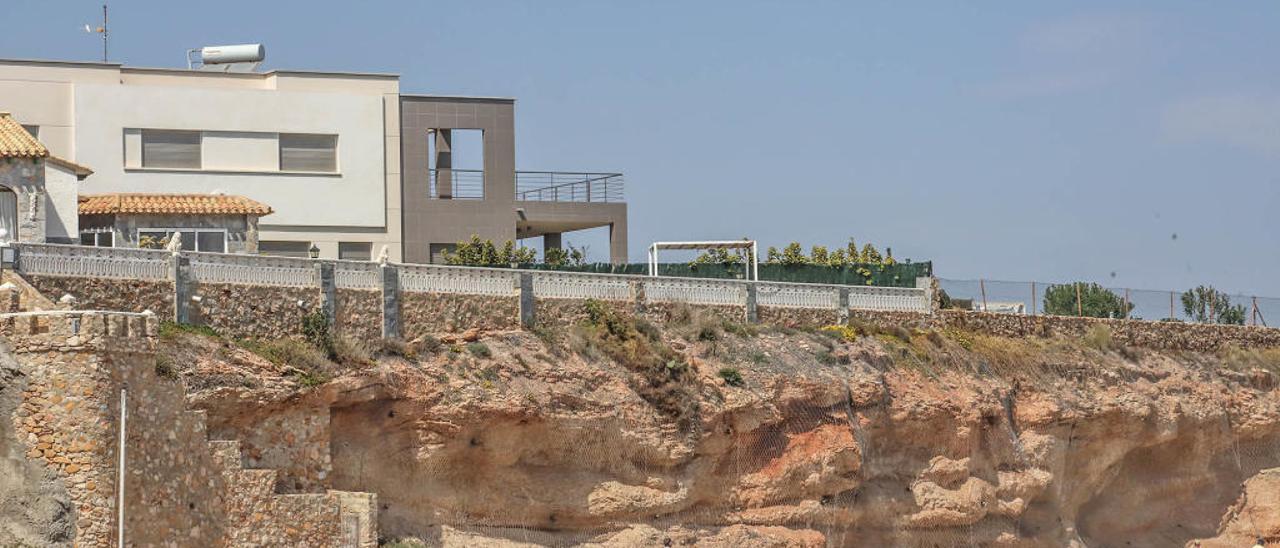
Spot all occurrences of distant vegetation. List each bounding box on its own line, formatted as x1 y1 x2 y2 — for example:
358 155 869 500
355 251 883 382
1181 285 1245 325
1042 282 1134 319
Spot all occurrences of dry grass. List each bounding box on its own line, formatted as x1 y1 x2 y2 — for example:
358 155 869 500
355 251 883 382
1220 345 1280 375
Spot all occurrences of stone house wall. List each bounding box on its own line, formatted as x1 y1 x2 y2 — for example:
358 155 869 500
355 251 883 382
0 159 47 243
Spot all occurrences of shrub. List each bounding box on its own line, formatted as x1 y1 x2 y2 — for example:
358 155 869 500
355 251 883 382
158 321 219 340
1181 285 1246 325
720 319 758 338
718 367 744 387
416 334 443 354
238 338 334 388
379 338 419 360
332 334 373 366
154 355 179 381
301 311 334 358
820 324 859 343
1043 283 1133 319
575 299 697 429
696 324 720 342
467 342 493 359
1082 324 1113 352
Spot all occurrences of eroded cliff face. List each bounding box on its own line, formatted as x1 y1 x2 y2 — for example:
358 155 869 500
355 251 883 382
169 315 1280 547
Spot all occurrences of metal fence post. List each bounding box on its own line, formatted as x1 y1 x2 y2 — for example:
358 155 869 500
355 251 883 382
317 261 336 328
172 252 191 324
519 272 536 328
380 263 400 339
745 282 758 324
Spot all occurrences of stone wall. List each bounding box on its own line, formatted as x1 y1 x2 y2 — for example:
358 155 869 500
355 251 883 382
336 289 381 341
400 292 519 341
22 274 172 315
2 312 375 546
758 306 839 328
193 283 321 340
207 406 332 494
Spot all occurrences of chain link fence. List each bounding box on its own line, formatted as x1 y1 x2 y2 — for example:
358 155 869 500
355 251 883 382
938 278 1277 326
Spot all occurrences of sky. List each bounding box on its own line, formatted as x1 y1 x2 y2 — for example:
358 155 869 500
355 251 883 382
2 1 1279 296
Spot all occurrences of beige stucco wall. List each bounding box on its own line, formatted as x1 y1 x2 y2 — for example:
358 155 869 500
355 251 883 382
0 59 403 261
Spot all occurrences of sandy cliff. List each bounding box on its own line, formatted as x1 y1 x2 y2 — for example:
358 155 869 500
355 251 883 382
170 311 1280 547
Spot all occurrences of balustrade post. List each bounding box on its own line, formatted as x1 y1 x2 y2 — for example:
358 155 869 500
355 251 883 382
519 272 536 328
381 263 400 339
317 261 336 328
630 279 647 314
838 287 850 325
745 282 759 324
172 252 192 324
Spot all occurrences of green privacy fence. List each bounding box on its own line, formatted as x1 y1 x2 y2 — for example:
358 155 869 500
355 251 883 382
520 261 931 288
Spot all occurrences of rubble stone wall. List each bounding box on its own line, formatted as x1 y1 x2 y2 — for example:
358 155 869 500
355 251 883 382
22 275 172 315
400 292 519 341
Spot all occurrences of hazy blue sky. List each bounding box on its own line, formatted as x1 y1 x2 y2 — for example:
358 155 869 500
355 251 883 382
3 1 1278 295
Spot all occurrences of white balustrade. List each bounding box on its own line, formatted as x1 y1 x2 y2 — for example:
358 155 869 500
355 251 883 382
848 286 929 313
15 243 170 281
9 243 933 313
756 281 840 309
333 260 381 290
398 264 518 296
188 252 316 288
532 271 632 301
645 277 746 307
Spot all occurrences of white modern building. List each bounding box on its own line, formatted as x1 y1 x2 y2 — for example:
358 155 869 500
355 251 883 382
0 57 402 260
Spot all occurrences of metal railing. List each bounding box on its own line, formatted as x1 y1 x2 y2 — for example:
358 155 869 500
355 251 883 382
428 168 485 200
516 171 624 203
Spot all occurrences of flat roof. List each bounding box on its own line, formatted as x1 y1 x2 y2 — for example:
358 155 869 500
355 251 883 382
401 93 516 102
0 57 400 79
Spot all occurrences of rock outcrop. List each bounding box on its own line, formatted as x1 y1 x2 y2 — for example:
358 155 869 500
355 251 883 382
168 314 1280 548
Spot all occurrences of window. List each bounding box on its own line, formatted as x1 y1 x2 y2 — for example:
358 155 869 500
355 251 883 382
279 133 337 172
137 229 225 253
338 242 372 261
20 125 38 139
429 243 457 264
259 240 312 258
79 231 113 247
142 130 201 169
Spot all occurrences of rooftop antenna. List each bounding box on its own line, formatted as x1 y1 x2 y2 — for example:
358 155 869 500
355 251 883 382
83 3 108 62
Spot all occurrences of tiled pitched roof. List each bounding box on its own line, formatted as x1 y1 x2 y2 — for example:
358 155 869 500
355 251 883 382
0 111 48 158
78 194 274 216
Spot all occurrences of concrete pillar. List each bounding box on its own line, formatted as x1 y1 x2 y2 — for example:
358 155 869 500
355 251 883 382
434 129 453 199
745 282 758 324
519 272 535 328
317 261 336 328
917 276 938 314
172 253 192 324
608 210 628 265
381 264 400 339
838 287 850 324
543 233 562 256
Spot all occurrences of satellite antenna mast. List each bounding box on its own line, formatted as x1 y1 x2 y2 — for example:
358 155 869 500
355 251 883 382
84 3 108 62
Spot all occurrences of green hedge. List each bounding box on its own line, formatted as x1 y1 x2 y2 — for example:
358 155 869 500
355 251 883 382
520 261 931 288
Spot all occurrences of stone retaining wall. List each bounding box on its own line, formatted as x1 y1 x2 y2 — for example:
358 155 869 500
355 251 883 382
400 292 519 341
336 289 382 341
3 312 375 546
192 283 320 340
22 275 172 315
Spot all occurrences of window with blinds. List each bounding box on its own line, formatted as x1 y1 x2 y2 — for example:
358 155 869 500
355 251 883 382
279 133 338 172
141 130 201 169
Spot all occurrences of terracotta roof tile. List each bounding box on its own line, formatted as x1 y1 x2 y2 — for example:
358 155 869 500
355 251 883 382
0 112 49 158
78 193 274 216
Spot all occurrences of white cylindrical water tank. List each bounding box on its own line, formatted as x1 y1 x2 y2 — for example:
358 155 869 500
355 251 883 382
200 44 266 65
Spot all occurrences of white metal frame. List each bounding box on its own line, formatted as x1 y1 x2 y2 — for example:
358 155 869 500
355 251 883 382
137 228 228 253
648 240 759 281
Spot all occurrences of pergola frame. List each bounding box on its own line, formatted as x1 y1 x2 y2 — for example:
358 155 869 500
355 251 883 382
647 240 759 281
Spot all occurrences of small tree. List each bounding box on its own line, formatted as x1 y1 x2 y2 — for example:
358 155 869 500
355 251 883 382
1181 285 1245 325
544 245 586 268
779 242 808 266
1042 282 1134 318
859 243 882 264
445 235 535 267
809 245 830 266
691 248 745 266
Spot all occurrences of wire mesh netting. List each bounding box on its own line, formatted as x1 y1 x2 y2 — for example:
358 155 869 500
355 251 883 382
939 278 1278 326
